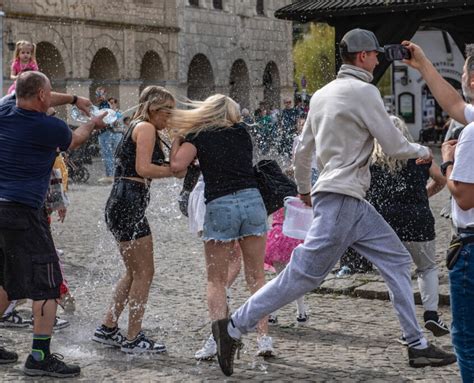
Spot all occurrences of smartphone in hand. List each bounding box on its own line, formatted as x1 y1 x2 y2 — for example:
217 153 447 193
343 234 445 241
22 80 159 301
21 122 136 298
384 44 412 61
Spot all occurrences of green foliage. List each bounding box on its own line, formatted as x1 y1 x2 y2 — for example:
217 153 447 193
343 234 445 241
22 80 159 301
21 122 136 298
293 23 393 96
293 23 335 94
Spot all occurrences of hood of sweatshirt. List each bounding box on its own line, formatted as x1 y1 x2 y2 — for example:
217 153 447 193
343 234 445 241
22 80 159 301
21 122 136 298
337 64 374 84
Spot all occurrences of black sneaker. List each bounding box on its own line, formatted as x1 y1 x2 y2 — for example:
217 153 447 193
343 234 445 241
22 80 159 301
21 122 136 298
424 311 450 337
211 318 243 377
120 331 166 354
0 310 32 328
0 346 18 364
408 343 457 368
23 353 80 377
92 325 125 348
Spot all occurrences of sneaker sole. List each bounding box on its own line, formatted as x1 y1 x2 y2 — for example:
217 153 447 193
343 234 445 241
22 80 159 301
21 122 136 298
0 358 18 364
121 347 167 354
0 322 30 328
195 353 216 361
409 355 457 368
424 321 450 337
91 335 122 348
23 368 80 377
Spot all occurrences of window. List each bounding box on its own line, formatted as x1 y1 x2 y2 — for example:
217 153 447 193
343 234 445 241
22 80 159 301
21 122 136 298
256 0 264 15
213 0 223 10
189 0 199 6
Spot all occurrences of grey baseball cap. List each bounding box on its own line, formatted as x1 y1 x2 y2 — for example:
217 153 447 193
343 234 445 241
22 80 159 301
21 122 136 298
340 28 384 53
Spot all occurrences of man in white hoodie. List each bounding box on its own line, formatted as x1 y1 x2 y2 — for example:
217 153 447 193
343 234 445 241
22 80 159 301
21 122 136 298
211 29 456 377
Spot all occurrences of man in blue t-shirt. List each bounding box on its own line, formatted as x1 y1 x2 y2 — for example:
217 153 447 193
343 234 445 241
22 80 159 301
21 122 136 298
0 71 106 377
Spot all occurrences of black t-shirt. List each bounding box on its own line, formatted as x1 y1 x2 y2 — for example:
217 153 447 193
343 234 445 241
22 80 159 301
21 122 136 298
185 123 258 203
366 160 435 241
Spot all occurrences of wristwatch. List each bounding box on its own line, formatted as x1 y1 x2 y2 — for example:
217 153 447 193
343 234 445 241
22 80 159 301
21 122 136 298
440 161 454 176
70 95 78 105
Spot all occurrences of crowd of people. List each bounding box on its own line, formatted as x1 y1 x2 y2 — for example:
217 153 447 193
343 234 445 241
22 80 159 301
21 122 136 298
0 28 473 382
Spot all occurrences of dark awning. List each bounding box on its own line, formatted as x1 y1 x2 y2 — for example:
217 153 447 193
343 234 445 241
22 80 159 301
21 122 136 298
276 1 474 83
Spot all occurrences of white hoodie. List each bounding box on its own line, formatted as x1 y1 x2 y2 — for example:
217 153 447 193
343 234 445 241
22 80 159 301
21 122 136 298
294 64 430 200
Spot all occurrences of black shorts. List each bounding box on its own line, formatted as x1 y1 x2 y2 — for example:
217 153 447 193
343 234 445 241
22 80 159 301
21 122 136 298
105 179 151 242
0 202 62 301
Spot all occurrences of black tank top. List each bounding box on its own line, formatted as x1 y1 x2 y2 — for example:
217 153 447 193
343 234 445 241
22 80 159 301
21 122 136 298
114 120 166 179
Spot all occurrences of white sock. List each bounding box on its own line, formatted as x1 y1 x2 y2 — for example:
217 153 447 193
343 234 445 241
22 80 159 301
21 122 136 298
408 337 428 350
227 319 242 340
296 296 305 315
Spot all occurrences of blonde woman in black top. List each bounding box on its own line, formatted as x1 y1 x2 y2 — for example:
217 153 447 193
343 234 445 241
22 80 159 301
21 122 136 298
92 86 180 354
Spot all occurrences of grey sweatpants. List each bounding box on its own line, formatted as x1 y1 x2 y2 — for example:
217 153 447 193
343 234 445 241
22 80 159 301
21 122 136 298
232 192 424 344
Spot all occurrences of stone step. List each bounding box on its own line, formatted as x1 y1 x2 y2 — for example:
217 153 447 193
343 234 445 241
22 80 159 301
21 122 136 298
313 274 450 306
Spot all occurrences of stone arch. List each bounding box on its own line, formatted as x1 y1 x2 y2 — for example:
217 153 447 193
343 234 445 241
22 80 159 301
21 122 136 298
36 41 67 119
229 59 250 110
182 42 218 85
85 33 124 79
89 48 120 102
28 26 72 77
263 61 280 109
139 50 165 93
187 54 215 100
135 38 169 79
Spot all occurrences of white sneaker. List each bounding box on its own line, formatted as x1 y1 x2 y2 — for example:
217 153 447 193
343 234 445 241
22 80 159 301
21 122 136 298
256 335 275 357
296 312 309 326
194 334 217 360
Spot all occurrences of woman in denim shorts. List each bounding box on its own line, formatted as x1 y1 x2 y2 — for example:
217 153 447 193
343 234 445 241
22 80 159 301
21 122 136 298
170 94 274 357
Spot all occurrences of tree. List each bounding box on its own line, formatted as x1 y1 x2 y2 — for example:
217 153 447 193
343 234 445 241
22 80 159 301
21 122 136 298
293 23 335 94
293 23 392 96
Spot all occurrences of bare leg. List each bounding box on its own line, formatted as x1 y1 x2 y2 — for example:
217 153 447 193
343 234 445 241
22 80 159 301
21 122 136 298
0 287 10 316
204 241 232 321
104 235 155 339
32 299 57 336
103 240 135 328
227 243 242 288
239 235 268 337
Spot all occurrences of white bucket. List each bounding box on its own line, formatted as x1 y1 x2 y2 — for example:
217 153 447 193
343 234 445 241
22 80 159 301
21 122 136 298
282 196 313 240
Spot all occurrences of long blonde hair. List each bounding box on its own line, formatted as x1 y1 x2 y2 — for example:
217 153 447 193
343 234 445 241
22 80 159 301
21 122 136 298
132 85 176 123
169 94 241 135
13 40 37 63
371 116 415 174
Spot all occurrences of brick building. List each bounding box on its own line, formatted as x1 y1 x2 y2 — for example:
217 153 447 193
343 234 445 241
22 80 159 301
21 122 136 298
1 0 293 119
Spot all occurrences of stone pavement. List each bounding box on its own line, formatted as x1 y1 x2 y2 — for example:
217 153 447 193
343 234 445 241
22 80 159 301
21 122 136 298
0 148 461 382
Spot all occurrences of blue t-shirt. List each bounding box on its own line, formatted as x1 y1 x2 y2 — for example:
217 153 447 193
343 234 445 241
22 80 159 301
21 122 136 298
0 95 72 208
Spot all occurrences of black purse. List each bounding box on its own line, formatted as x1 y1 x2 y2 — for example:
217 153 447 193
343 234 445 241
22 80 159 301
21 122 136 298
254 159 298 215
446 234 474 270
178 164 201 217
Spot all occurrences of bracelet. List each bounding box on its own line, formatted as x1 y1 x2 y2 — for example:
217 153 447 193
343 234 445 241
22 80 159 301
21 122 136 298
70 95 78 105
300 192 310 196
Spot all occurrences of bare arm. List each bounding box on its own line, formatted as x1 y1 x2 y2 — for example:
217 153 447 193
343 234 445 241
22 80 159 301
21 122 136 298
50 93 92 117
170 137 197 173
403 41 468 125
426 161 446 198
68 112 107 150
134 122 173 179
442 139 474 210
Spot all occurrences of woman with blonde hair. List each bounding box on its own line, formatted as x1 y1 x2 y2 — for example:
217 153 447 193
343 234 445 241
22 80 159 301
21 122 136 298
93 86 179 354
366 115 449 340
170 94 274 357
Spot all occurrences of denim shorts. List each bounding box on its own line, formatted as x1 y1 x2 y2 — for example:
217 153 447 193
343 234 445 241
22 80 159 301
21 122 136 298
202 188 268 242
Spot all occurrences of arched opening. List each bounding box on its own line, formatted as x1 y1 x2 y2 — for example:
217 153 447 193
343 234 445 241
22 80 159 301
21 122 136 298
187 54 215 101
263 61 280 110
139 50 165 94
89 48 120 104
229 59 250 110
36 41 67 119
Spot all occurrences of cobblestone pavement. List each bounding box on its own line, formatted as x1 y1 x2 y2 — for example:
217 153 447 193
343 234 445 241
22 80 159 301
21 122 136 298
0 148 461 382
